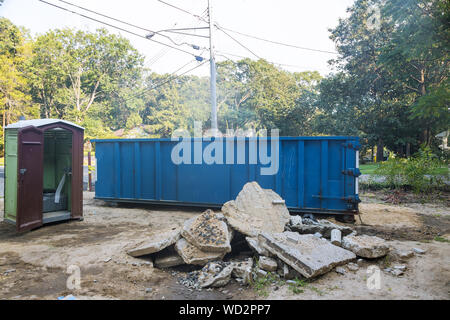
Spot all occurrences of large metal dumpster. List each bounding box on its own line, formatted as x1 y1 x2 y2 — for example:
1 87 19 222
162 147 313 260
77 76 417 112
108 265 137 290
92 136 361 215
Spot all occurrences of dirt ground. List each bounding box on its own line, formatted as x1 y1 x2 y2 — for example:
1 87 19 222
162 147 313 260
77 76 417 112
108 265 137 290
0 191 449 300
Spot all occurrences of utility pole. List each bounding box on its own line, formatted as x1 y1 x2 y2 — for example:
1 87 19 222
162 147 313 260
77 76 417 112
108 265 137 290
208 0 218 133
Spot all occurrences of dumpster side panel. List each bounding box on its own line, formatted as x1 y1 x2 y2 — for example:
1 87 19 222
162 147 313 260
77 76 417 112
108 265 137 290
93 137 359 214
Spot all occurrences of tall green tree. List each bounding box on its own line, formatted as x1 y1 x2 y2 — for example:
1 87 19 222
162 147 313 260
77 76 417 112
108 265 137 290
29 28 144 135
317 0 448 159
0 18 38 153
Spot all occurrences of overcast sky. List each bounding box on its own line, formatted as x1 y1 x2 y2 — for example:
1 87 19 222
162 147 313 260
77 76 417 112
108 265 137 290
0 0 355 76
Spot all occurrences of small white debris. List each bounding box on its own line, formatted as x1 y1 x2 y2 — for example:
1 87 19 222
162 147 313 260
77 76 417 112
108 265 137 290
393 265 407 271
313 232 322 238
335 267 346 275
413 248 426 255
346 262 359 272
391 269 404 277
256 269 268 277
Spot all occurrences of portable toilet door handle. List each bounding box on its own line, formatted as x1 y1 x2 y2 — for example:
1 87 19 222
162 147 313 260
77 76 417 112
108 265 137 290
19 168 27 175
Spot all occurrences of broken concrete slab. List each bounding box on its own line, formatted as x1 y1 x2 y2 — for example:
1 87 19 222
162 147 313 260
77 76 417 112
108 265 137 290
221 182 290 237
246 237 273 257
127 228 181 257
181 209 232 253
342 235 389 258
290 218 354 239
258 232 356 278
259 256 277 272
197 261 234 288
232 258 253 284
175 238 226 266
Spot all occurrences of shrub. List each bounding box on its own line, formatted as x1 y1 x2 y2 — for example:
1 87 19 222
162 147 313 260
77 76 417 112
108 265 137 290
375 147 446 193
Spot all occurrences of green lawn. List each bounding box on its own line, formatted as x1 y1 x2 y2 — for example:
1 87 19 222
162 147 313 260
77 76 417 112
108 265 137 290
360 163 449 175
360 163 379 174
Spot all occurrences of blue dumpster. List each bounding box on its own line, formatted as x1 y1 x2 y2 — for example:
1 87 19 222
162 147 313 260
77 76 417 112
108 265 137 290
92 136 361 215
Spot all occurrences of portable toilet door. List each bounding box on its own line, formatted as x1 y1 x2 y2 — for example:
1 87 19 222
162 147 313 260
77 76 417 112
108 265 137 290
4 119 84 232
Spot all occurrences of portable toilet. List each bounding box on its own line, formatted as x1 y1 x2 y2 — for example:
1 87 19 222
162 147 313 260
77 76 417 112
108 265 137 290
3 119 84 232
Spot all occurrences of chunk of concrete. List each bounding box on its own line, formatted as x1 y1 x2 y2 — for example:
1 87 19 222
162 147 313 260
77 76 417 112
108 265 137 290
221 182 290 237
346 262 359 271
181 209 231 253
232 258 253 284
331 229 342 246
335 267 347 275
342 235 389 258
256 269 267 277
197 261 234 288
276 261 303 280
289 215 303 228
395 250 414 260
258 232 356 278
290 219 354 239
127 228 181 257
175 238 226 266
259 256 278 272
246 237 272 257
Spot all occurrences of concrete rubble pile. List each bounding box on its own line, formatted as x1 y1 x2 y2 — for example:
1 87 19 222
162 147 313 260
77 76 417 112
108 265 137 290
126 181 393 289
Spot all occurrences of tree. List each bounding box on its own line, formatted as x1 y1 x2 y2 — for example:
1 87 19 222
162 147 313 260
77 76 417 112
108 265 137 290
29 28 144 128
0 18 38 153
319 0 448 159
216 59 320 135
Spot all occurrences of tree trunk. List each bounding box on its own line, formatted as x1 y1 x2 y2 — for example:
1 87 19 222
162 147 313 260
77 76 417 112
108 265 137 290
371 146 374 162
406 143 411 158
376 140 384 162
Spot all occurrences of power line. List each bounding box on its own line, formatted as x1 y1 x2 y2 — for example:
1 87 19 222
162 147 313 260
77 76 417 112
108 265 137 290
215 25 261 59
57 0 156 33
56 0 204 49
147 10 209 66
157 0 209 24
217 24 339 55
38 0 203 58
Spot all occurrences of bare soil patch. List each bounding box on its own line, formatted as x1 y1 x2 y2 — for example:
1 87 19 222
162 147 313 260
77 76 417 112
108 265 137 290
0 191 448 300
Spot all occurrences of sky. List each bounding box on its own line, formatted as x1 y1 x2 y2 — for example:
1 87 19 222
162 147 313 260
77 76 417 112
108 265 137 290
0 0 355 77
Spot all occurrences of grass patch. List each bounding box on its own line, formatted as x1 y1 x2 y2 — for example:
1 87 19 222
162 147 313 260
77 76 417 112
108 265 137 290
252 271 282 297
360 162 448 176
287 278 307 294
434 236 450 243
360 163 379 174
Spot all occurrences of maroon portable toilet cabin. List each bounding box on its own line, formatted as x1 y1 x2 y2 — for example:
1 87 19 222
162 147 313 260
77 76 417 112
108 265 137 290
4 119 84 232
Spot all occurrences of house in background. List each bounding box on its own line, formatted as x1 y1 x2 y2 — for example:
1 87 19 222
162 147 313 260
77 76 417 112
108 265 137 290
436 131 449 150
